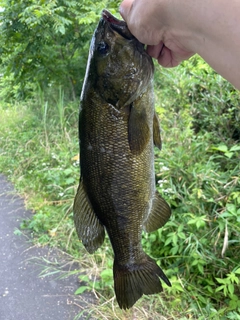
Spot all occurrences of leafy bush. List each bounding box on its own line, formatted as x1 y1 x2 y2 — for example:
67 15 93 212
149 56 240 318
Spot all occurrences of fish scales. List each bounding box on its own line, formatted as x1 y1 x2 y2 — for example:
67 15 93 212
74 9 171 309
82 95 154 261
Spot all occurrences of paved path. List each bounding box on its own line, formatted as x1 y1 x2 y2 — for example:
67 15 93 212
0 174 93 320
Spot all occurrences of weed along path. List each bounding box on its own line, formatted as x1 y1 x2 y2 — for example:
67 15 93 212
0 174 93 320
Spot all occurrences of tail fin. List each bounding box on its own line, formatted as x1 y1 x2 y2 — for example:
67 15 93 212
113 254 171 309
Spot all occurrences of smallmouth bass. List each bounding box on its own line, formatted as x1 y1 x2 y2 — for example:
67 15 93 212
73 9 171 309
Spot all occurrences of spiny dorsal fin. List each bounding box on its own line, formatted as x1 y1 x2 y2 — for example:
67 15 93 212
144 191 171 233
128 103 150 155
73 180 105 253
153 111 162 150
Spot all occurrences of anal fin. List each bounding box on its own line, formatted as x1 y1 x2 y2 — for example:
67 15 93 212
144 191 171 232
73 180 105 253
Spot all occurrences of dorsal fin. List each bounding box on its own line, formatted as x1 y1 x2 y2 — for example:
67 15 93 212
153 111 162 150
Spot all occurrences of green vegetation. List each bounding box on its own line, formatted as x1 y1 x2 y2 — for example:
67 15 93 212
0 1 239 319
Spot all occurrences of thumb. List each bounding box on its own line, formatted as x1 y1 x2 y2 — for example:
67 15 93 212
119 0 134 22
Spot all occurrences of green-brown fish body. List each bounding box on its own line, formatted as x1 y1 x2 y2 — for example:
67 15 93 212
73 10 171 309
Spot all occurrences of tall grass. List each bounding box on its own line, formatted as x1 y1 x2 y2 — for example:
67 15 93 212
0 56 240 319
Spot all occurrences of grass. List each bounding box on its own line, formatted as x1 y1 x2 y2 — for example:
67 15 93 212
0 65 240 319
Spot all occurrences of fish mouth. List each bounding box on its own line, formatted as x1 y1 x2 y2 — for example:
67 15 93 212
102 9 134 40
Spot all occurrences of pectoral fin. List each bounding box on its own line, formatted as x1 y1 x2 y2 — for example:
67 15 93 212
153 111 162 150
144 191 171 232
128 103 150 155
73 180 105 253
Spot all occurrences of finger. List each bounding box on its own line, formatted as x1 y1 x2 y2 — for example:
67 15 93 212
158 45 195 67
147 43 164 59
119 0 134 21
157 46 181 68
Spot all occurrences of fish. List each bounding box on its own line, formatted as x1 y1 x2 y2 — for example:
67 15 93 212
73 9 171 309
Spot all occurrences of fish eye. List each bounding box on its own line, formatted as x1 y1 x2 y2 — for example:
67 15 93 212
97 42 110 55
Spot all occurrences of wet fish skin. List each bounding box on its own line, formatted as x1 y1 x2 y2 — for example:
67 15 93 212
73 9 171 309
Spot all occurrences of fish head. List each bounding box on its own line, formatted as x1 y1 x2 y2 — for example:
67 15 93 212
87 9 154 107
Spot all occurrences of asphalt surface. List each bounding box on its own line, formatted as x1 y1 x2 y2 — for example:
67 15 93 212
0 174 94 320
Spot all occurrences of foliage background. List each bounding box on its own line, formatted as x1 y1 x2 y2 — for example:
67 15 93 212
0 1 239 319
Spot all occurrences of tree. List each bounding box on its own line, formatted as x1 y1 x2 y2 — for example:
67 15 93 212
0 0 120 100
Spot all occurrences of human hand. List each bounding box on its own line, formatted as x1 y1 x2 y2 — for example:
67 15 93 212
120 0 195 67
